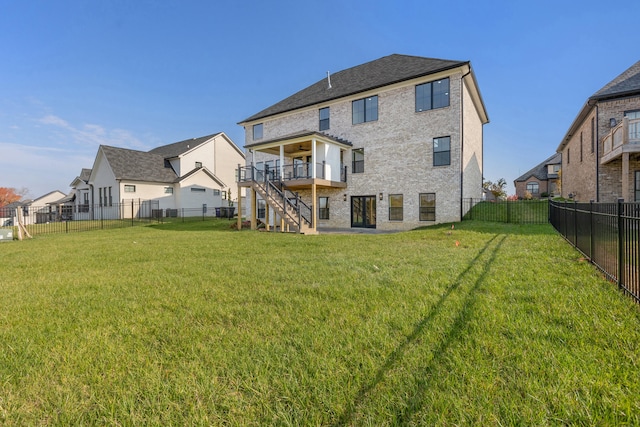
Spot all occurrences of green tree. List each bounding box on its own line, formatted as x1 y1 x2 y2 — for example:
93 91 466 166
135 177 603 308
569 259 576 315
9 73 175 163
483 178 507 200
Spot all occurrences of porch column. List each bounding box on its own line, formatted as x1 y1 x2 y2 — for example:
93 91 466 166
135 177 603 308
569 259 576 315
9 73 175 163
236 184 243 230
312 138 317 179
250 187 257 230
281 216 285 233
280 145 285 179
621 152 630 201
312 182 317 232
265 204 270 231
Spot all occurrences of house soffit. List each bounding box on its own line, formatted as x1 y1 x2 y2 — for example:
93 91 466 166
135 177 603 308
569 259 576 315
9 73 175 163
245 131 352 156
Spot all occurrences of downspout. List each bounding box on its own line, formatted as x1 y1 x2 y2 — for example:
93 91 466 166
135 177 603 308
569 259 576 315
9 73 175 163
460 69 471 220
595 104 600 202
89 183 94 220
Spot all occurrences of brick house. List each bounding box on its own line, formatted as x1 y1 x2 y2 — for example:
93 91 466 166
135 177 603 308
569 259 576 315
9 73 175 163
514 153 561 199
236 54 489 233
557 60 640 202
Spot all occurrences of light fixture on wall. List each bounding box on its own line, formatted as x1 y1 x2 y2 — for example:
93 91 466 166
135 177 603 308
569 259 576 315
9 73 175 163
610 118 617 128
379 192 383 200
343 194 347 201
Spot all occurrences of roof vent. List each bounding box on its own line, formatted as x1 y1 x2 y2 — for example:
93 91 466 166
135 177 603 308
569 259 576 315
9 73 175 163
327 71 332 89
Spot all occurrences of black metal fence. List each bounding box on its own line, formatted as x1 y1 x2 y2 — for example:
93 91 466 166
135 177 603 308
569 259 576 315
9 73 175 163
0 201 236 238
549 200 640 303
463 198 549 224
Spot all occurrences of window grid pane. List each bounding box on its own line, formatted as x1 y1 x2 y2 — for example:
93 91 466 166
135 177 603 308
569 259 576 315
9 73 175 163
419 193 436 221
319 107 330 131
352 99 365 124
432 79 450 109
253 123 263 140
352 149 364 173
433 136 451 166
389 194 403 221
319 197 329 220
416 78 449 112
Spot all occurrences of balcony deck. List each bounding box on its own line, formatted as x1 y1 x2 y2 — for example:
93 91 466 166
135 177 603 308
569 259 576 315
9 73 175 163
601 117 640 164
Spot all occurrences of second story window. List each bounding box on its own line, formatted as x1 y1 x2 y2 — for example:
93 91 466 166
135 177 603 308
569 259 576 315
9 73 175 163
352 95 378 124
319 107 330 131
195 161 202 168
253 123 263 140
352 148 364 173
416 78 450 112
433 136 451 166
124 184 136 193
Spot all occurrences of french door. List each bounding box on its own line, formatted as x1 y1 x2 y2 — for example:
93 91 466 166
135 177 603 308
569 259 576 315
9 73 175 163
351 196 376 228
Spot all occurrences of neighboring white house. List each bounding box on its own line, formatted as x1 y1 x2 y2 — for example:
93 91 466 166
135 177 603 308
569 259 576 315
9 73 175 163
2 190 67 225
237 54 489 233
86 132 244 219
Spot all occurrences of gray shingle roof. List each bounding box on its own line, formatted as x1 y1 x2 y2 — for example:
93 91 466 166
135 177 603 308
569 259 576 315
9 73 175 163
148 133 221 158
101 146 178 183
79 168 92 182
591 60 640 100
241 54 467 123
514 153 561 182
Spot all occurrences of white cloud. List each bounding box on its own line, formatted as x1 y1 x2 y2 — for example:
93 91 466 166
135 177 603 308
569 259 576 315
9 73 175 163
37 114 151 151
0 142 94 198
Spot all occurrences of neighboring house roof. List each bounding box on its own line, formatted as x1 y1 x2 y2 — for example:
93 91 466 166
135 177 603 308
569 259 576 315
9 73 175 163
240 54 469 123
79 168 92 182
179 166 226 187
70 168 93 187
148 133 221 158
514 153 561 182
558 60 640 151
100 145 178 183
98 132 237 185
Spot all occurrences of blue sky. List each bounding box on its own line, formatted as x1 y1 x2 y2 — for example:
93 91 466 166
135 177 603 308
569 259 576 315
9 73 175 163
1 0 638 198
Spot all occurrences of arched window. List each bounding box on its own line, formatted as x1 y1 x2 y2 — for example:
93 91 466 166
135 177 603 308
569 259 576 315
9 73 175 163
526 182 539 194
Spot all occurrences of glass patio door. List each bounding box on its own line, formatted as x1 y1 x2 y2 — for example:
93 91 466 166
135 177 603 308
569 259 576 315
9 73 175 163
351 196 376 228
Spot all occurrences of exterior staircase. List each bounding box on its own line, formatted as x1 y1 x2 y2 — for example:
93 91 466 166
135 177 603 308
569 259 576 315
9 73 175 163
248 177 315 234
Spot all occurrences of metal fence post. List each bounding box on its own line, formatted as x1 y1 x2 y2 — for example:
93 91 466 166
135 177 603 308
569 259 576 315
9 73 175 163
574 201 578 246
589 200 594 260
618 198 624 290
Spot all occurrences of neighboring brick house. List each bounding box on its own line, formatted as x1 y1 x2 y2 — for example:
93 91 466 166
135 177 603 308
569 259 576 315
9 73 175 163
514 153 561 199
557 60 640 202
236 54 489 232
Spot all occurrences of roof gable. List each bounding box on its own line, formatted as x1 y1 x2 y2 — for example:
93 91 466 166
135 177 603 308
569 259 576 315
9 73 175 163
241 54 468 123
148 133 221 158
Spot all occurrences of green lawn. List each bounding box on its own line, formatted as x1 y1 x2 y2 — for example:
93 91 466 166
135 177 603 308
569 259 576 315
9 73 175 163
1 220 638 425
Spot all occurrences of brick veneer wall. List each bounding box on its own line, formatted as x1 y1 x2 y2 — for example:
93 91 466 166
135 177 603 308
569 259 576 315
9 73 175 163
515 176 549 199
597 97 640 201
242 69 485 230
560 108 598 201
